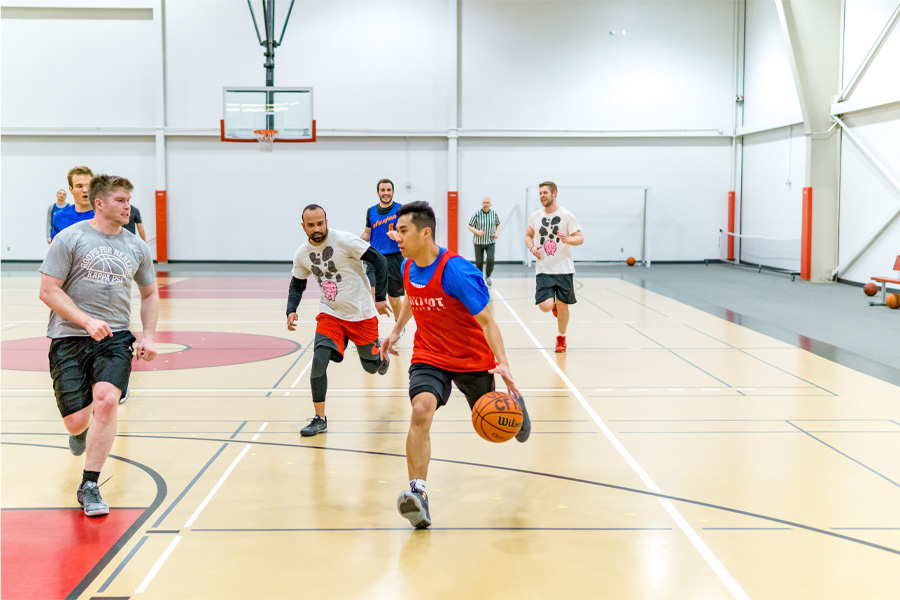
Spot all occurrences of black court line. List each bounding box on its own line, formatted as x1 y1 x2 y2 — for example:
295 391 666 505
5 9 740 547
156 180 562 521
96 535 148 593
150 420 245 528
736 348 836 395
107 433 900 557
785 420 900 490
589 283 669 318
191 526 673 532
0 441 167 600
568 283 617 317
265 336 315 397
146 530 181 534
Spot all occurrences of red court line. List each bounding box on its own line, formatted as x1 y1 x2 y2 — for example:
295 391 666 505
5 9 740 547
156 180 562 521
1 508 143 600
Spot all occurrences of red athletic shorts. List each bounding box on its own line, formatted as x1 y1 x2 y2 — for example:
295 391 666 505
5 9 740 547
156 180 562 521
315 313 379 355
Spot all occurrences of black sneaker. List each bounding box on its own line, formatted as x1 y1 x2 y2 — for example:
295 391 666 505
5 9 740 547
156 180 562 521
397 487 431 529
486 277 492 287
375 339 390 375
515 394 531 443
301 415 327 437
77 481 109 517
69 429 88 456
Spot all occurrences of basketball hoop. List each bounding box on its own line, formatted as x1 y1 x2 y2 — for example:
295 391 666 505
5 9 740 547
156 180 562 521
254 129 278 152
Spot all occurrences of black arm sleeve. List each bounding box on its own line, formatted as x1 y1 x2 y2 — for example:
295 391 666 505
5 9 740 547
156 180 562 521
360 246 388 302
286 276 307 315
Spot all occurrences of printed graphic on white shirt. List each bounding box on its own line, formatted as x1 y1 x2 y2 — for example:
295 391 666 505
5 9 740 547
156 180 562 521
291 229 377 322
528 207 582 275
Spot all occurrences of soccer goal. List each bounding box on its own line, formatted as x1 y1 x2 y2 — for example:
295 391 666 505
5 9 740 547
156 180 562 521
523 185 649 265
717 230 801 280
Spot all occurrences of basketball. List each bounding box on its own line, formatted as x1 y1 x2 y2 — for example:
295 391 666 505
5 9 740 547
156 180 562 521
626 257 636 266
472 391 523 443
887 293 900 309
863 283 878 296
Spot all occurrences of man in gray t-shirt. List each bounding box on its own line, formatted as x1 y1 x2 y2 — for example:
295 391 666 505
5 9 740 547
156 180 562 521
39 174 160 517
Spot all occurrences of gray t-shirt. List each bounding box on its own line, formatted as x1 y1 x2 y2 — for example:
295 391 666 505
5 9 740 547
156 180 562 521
40 220 155 338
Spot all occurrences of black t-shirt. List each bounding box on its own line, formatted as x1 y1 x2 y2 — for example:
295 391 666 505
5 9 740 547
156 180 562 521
124 206 143 234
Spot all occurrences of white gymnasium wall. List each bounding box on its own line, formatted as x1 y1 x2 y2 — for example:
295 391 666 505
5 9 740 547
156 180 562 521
2 0 741 262
740 126 806 236
165 0 450 130
459 138 733 262
836 0 900 283
741 0 803 130
0 137 157 260
0 5 158 128
165 137 448 261
838 105 900 282
460 1 735 132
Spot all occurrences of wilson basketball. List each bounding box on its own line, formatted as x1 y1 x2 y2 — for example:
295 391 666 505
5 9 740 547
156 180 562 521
626 257 636 266
887 293 900 309
863 283 878 296
472 391 522 443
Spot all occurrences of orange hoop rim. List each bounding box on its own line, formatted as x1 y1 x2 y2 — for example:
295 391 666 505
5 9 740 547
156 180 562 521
253 129 279 135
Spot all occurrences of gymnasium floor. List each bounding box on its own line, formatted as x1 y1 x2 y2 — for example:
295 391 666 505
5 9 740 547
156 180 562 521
2 262 899 599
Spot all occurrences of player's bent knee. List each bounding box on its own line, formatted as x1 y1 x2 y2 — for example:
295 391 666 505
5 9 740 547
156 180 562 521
310 347 332 379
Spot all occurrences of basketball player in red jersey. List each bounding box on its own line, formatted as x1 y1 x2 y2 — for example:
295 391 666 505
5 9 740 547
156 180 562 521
380 201 531 529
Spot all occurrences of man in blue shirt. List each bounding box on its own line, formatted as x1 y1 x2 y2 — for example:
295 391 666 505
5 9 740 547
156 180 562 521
361 178 404 320
51 166 94 240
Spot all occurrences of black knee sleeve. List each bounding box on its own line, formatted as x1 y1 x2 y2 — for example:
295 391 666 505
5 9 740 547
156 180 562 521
310 346 334 403
357 341 382 374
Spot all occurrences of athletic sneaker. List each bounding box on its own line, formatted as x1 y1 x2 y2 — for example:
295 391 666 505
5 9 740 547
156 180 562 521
515 395 532 443
119 384 130 404
551 302 558 318
486 277 492 287
77 481 109 517
378 357 390 376
397 487 431 529
555 335 567 353
301 415 327 437
69 429 88 456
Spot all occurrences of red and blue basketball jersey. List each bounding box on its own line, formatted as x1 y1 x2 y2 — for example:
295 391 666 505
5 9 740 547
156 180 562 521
403 250 495 372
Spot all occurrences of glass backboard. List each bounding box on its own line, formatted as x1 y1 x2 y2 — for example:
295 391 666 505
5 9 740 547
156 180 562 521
221 87 315 142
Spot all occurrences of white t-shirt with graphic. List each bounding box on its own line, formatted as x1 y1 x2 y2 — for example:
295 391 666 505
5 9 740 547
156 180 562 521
291 229 376 322
528 207 582 275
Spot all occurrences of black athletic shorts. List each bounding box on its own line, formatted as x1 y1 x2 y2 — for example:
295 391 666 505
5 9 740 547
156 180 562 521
535 273 577 305
408 363 495 410
49 331 135 418
365 251 405 297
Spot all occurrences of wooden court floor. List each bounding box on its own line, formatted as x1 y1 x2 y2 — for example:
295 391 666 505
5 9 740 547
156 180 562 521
2 270 900 599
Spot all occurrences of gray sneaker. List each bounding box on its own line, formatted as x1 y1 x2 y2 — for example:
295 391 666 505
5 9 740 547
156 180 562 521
301 415 327 437
486 277 492 287
69 429 88 456
119 384 130 404
397 487 431 529
77 481 109 517
515 394 531 443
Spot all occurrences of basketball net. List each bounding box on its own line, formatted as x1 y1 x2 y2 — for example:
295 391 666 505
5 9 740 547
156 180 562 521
254 129 278 152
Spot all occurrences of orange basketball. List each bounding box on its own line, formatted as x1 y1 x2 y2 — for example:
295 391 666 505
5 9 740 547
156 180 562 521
626 257 636 266
863 283 878 296
472 391 522 443
887 293 900 309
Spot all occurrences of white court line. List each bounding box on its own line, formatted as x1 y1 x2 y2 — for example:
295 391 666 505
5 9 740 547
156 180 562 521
182 421 267 528
285 359 315 396
493 290 749 600
250 422 268 441
135 536 182 594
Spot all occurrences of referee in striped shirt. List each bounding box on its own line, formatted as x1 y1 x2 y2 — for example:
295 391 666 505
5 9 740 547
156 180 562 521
467 196 501 286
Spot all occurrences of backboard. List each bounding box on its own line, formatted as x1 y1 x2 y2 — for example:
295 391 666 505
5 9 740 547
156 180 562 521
221 87 315 143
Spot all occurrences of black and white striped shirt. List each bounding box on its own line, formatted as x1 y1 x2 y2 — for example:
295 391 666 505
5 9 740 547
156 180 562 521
468 209 500 245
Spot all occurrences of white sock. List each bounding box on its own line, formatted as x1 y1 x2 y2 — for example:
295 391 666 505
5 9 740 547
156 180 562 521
410 478 426 493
